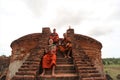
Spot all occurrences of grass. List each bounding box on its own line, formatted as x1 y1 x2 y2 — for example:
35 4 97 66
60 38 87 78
104 64 120 80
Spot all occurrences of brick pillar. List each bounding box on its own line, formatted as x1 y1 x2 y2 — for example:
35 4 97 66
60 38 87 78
38 27 51 48
42 27 51 34
66 28 75 48
67 29 74 36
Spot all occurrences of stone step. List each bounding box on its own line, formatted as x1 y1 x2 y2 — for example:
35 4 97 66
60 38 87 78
82 77 106 80
76 63 94 67
73 53 85 56
73 51 86 56
74 57 90 61
80 73 101 78
56 64 75 70
56 61 73 64
18 68 37 71
56 59 73 64
22 63 39 67
22 63 39 66
43 64 76 75
24 61 40 64
75 61 88 64
78 69 99 73
37 73 78 80
23 61 40 65
56 58 73 62
26 59 40 62
56 52 64 55
16 71 36 75
78 67 96 70
45 69 76 75
21 65 39 68
57 56 73 60
56 53 73 58
74 58 90 61
12 75 35 80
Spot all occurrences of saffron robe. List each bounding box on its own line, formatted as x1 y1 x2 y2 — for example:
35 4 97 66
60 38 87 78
42 51 56 68
59 38 72 52
42 44 57 68
49 33 59 44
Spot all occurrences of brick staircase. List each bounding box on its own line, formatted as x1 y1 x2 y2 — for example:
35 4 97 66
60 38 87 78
72 49 106 80
12 34 49 80
12 47 44 80
11 48 106 80
11 47 106 80
37 51 79 80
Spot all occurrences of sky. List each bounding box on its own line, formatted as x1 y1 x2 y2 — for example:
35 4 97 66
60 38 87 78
0 0 120 58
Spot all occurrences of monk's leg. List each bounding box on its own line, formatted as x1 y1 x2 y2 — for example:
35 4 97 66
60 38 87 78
63 52 67 58
41 68 45 76
67 48 72 58
52 65 55 76
63 50 68 58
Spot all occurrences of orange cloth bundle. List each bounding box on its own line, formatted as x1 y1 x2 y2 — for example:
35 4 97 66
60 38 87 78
59 45 65 52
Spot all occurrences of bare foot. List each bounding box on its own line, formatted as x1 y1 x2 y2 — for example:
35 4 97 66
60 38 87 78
52 72 56 77
64 56 67 58
67 56 71 58
41 72 45 76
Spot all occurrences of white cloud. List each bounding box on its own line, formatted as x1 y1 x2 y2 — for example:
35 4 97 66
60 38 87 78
0 0 120 58
95 28 120 58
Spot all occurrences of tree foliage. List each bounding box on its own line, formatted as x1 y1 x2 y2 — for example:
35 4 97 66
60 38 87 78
102 58 120 65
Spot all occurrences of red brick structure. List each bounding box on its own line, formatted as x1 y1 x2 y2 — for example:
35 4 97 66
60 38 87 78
0 56 10 80
5 27 106 80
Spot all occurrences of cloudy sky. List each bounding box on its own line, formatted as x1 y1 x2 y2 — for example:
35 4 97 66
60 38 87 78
0 0 120 58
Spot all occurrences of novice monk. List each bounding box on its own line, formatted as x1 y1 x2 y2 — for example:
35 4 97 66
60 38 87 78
59 33 72 58
49 28 59 45
41 39 57 76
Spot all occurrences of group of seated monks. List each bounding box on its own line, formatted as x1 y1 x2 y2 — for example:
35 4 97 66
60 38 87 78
41 28 72 76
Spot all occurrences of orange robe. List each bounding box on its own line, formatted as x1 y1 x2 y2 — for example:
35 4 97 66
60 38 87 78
59 38 72 52
42 51 56 68
59 45 65 52
49 33 59 44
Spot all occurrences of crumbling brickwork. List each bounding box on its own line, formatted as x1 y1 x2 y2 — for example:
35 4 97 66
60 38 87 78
0 56 10 79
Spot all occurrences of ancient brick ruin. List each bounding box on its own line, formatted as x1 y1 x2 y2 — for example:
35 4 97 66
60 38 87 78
0 56 10 80
5 27 106 80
